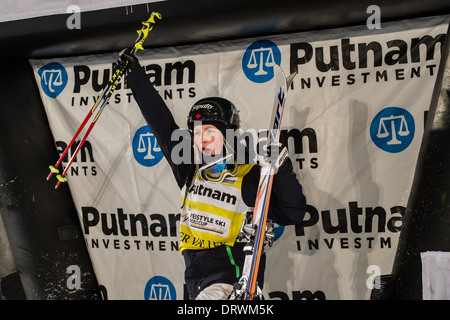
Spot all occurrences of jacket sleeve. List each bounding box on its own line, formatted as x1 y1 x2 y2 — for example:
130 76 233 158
269 158 307 226
126 64 190 189
242 159 306 226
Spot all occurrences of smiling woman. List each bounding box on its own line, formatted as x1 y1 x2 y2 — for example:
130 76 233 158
122 49 306 300
193 124 224 158
187 97 240 165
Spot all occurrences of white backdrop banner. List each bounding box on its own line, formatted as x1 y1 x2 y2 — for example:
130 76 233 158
30 15 449 300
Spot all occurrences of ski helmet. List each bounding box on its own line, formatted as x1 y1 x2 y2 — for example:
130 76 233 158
187 97 240 131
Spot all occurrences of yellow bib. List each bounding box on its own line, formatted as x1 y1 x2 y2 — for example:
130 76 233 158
179 164 254 254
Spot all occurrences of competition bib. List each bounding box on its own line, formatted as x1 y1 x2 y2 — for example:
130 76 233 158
179 164 254 253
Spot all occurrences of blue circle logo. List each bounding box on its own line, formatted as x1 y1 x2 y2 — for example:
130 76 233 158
37 62 68 98
242 40 281 83
370 107 415 153
144 276 176 300
132 126 164 167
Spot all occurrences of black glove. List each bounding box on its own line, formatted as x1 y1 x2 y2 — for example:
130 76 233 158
263 142 289 173
118 47 139 74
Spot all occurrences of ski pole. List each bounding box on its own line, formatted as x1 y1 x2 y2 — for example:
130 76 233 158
54 77 116 189
47 12 162 189
47 80 109 181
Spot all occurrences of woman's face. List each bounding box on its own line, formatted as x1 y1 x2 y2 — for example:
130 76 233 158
193 124 224 157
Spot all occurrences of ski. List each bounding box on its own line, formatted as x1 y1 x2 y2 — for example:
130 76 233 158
231 65 296 300
47 12 162 189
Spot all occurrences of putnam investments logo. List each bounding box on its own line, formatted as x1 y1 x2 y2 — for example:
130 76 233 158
370 107 415 153
38 62 68 98
144 276 176 300
242 40 281 83
133 125 164 167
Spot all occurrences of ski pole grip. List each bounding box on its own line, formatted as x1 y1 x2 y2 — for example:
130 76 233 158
132 12 162 53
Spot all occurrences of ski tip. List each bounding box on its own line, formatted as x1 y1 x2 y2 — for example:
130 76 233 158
273 64 296 88
286 72 297 87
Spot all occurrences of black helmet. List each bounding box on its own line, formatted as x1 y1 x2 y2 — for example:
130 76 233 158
187 97 240 131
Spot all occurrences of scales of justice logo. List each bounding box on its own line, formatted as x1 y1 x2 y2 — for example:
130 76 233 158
132 125 164 167
38 62 68 98
242 40 282 83
370 107 415 153
144 276 176 300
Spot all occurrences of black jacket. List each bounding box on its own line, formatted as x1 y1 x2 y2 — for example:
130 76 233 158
127 63 306 299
